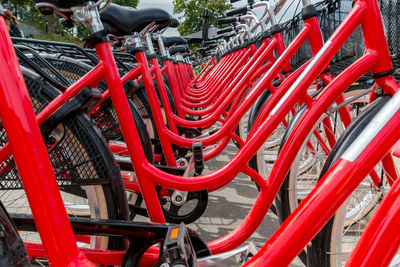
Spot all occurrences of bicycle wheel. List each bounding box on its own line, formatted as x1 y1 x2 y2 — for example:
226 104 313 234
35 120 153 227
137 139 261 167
130 85 158 153
307 95 392 266
0 68 127 252
276 88 370 224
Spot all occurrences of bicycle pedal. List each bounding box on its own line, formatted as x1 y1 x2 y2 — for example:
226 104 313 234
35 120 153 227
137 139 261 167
192 141 204 176
161 223 197 267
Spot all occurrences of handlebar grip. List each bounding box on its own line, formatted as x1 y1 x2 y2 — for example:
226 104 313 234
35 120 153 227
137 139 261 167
217 17 237 25
204 40 217 45
224 32 236 39
209 34 223 41
217 26 233 35
230 0 241 3
226 6 248 16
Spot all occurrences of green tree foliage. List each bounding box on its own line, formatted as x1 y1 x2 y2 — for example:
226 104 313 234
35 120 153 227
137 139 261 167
173 0 231 36
114 0 139 7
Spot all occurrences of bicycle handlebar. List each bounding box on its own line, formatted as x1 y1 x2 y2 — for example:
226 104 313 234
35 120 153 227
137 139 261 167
217 17 237 25
204 40 217 46
226 6 248 17
223 32 236 39
217 26 233 35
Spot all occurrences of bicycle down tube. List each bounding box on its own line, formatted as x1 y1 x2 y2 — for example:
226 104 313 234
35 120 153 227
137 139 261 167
0 10 93 267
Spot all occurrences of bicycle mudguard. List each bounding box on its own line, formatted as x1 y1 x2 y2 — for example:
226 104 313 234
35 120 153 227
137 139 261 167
41 86 102 135
321 95 391 173
17 66 102 135
247 89 272 131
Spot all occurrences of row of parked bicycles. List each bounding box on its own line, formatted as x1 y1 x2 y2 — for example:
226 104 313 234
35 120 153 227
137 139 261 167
1 0 400 265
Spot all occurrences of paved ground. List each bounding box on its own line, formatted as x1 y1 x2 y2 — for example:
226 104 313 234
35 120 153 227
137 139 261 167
187 141 305 266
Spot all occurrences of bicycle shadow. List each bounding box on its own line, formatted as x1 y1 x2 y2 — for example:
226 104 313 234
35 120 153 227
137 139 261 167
189 193 277 244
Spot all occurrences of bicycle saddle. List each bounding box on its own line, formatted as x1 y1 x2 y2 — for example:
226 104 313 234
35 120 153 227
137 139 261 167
170 18 179 28
162 36 187 47
34 0 87 8
169 45 189 56
100 3 172 36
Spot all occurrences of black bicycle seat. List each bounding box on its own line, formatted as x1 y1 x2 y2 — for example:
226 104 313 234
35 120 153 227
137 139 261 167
162 36 187 47
34 0 87 9
100 4 171 36
170 18 179 28
169 45 189 56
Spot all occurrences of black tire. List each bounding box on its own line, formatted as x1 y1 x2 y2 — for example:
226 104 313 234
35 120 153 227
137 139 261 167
163 74 178 116
0 68 128 251
275 105 307 222
247 90 273 170
271 104 309 264
130 85 161 155
231 87 255 149
307 95 391 266
163 81 178 116
132 80 179 159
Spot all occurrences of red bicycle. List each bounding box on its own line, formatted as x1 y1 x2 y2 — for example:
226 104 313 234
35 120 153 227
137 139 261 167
1 0 400 265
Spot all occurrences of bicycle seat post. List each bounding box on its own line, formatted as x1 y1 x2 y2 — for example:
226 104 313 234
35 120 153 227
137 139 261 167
72 1 104 34
267 3 278 25
155 33 168 57
146 32 156 55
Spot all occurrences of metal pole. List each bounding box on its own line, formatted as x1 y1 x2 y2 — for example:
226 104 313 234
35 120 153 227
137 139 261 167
302 0 311 7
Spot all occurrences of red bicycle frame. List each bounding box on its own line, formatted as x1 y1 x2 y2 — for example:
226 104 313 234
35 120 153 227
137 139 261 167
2 0 397 264
1 0 398 264
0 2 352 256
0 14 92 267
191 57 215 84
122 31 289 167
